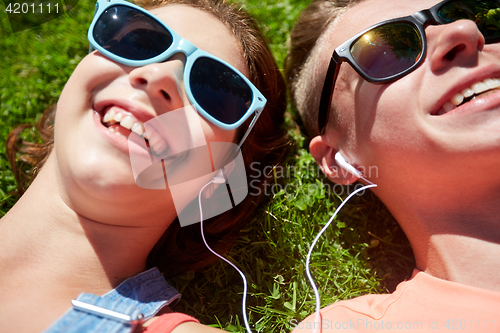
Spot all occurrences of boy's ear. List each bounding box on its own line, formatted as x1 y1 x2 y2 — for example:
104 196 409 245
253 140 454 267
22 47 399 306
309 135 358 185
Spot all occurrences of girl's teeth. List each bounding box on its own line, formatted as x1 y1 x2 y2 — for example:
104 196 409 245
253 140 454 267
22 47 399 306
147 132 168 154
102 109 147 140
103 109 116 123
120 116 135 130
114 131 127 139
113 112 124 122
131 123 144 136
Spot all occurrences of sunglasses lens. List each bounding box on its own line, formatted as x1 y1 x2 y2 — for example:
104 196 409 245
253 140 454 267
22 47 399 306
93 5 173 60
438 0 500 41
190 57 253 125
350 22 423 79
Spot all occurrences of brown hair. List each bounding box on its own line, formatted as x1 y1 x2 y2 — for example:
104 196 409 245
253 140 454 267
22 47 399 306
285 0 364 137
6 106 55 193
6 0 288 277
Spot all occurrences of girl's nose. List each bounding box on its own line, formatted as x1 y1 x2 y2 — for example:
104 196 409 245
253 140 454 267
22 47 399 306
128 54 186 112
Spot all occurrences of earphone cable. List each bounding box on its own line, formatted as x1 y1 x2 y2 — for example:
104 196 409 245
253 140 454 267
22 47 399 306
305 176 376 333
198 181 252 333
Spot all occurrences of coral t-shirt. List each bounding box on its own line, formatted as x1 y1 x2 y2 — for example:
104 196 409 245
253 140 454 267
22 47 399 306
143 313 199 333
292 270 500 332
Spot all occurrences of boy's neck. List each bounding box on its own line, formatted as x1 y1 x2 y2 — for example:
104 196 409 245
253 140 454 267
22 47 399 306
397 185 500 292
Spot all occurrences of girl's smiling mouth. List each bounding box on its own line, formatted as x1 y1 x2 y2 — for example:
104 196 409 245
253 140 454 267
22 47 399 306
96 105 170 157
102 106 147 140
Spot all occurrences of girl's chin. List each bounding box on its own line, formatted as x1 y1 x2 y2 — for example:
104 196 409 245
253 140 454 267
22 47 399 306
67 164 137 191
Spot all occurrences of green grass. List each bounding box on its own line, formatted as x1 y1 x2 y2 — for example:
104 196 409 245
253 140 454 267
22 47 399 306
0 0 415 332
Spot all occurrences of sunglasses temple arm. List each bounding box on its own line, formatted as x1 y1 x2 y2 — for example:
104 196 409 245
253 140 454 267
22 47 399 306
318 56 341 134
88 0 101 54
237 109 263 150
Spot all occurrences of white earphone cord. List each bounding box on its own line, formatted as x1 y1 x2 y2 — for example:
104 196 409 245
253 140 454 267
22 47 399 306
198 181 252 333
198 169 375 333
305 176 377 333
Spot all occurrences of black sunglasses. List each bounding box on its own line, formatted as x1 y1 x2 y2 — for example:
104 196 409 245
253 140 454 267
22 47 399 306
318 0 500 134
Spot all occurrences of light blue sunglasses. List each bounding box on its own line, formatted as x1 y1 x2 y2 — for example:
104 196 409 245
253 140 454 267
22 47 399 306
88 0 265 142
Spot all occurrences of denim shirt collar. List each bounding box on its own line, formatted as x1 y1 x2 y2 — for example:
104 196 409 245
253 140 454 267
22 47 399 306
44 267 181 333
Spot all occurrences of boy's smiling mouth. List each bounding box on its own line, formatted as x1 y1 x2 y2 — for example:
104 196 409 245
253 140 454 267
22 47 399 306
436 78 500 116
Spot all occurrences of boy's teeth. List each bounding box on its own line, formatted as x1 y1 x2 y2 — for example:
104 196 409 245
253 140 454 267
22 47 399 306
461 88 474 98
442 102 455 113
438 77 500 115
450 93 463 106
485 78 500 89
472 82 489 95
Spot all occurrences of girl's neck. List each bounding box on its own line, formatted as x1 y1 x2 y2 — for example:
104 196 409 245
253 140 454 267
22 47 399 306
0 154 172 294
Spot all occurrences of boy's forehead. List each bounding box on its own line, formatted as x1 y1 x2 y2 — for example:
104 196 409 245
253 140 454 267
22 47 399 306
327 0 442 48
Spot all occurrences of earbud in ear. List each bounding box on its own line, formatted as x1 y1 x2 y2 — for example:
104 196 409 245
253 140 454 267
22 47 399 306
212 169 226 184
335 152 362 178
